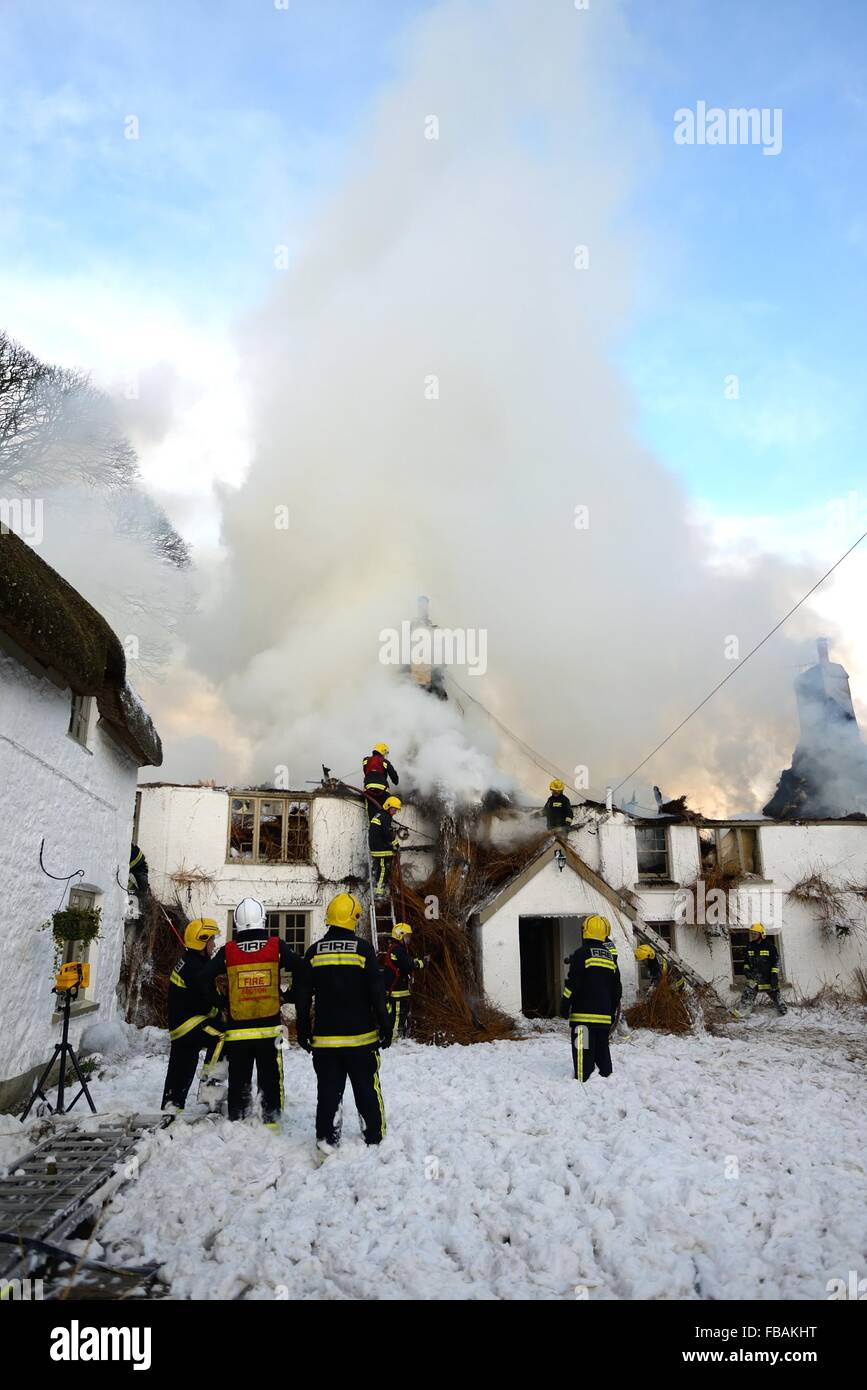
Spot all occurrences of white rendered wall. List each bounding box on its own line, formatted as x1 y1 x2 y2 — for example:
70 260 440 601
0 650 137 1090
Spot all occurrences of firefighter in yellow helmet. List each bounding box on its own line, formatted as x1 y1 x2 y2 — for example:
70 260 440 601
161 918 224 1113
560 914 622 1082
200 898 306 1127
634 941 685 995
369 795 401 900
294 893 392 1157
735 923 786 1017
381 922 425 1039
543 779 574 832
362 741 399 820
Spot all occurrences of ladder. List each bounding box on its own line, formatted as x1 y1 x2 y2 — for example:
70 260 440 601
368 850 397 953
0 1115 166 1285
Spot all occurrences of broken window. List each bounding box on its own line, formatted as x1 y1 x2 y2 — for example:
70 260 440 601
227 794 311 864
229 798 255 861
636 825 669 879
286 801 311 862
258 799 286 862
265 910 308 953
699 827 760 879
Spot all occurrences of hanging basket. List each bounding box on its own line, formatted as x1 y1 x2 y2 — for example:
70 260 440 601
43 905 102 949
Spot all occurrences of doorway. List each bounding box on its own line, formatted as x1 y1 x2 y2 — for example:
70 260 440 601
519 917 559 1017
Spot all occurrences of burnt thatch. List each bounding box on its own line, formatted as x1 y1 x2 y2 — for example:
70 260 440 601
0 529 161 765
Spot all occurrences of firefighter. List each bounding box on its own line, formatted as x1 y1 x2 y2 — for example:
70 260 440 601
294 892 392 1156
369 795 401 899
129 842 149 897
382 923 425 1039
560 914 622 1082
543 780 574 831
634 942 685 994
200 897 305 1128
736 922 786 1016
362 742 399 819
161 918 224 1113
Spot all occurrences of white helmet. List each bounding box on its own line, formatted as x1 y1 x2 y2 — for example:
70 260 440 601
233 897 266 932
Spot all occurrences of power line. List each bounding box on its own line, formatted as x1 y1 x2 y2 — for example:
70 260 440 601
612 529 867 794
445 673 593 793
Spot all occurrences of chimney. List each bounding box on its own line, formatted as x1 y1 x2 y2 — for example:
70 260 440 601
817 637 830 664
417 595 430 626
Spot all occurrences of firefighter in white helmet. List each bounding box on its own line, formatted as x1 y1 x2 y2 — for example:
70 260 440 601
200 897 306 1127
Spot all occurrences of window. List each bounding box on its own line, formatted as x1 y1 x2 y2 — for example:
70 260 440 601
730 928 785 984
636 825 669 880
228 910 308 954
227 794 311 864
68 693 94 749
62 888 95 1000
635 922 674 987
699 827 761 878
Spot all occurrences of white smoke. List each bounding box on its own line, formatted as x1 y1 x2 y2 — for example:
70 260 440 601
135 0 846 813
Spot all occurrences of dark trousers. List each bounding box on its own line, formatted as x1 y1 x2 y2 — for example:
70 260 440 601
570 1023 612 1083
161 1024 219 1110
371 854 393 896
739 983 785 1012
386 995 411 1038
312 1047 386 1145
226 1037 284 1123
365 788 387 820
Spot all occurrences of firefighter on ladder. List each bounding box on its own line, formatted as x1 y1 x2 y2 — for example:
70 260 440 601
362 742 399 819
161 918 225 1113
735 922 787 1016
369 795 401 899
543 779 574 831
634 942 685 995
294 892 392 1157
200 897 305 1128
560 914 622 1082
382 923 424 1039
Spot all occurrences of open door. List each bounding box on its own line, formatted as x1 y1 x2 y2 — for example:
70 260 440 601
519 916 558 1017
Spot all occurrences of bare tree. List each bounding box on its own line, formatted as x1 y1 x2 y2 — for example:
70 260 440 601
0 329 189 568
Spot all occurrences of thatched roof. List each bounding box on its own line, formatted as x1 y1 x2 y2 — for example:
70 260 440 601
0 529 161 766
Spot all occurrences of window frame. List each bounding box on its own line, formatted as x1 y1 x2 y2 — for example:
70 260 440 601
698 825 763 878
62 887 96 1000
68 692 95 750
226 793 312 865
635 824 670 881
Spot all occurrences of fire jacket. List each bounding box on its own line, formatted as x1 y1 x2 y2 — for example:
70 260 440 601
543 793 574 830
363 753 399 795
167 949 223 1042
369 807 398 858
382 940 424 999
744 937 780 990
295 927 391 1050
201 932 305 1041
560 939 622 1027
129 843 149 895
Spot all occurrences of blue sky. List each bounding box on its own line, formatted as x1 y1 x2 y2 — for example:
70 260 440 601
2 0 865 520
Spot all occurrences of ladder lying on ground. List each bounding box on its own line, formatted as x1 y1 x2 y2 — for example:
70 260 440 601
0 1114 166 1288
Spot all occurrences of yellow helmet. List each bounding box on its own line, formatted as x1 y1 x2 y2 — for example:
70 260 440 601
184 918 218 951
582 914 611 941
549 779 565 793
325 892 363 929
392 922 412 940
374 742 390 755
383 795 402 812
750 922 766 936
635 943 655 961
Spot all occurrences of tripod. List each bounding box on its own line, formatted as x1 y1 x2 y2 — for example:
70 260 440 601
21 970 97 1121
